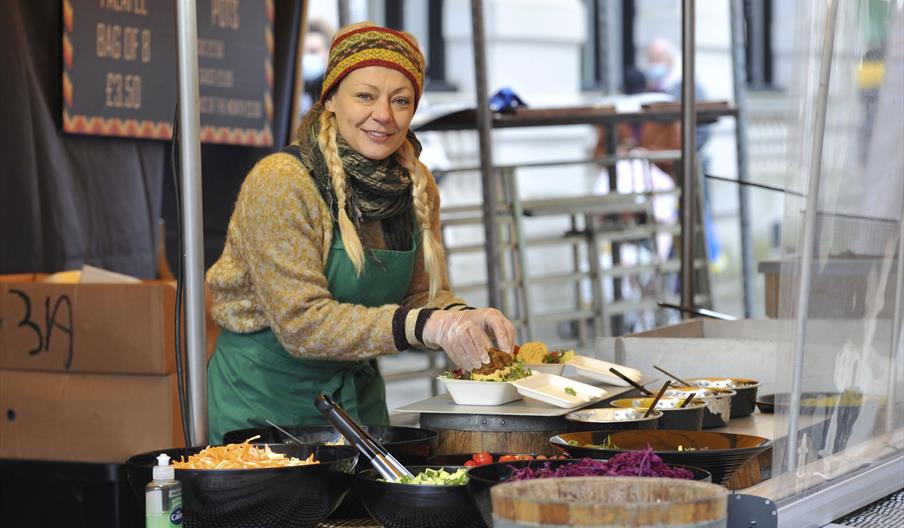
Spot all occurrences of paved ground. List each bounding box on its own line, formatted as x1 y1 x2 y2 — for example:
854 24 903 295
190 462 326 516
832 489 904 528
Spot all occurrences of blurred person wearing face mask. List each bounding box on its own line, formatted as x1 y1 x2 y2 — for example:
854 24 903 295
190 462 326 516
643 37 711 148
643 37 724 271
300 19 333 115
644 38 680 93
206 23 516 443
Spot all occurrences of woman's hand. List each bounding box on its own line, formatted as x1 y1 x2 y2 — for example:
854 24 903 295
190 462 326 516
422 311 492 371
456 308 516 354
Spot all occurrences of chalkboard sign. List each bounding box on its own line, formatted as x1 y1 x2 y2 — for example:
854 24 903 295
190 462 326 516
62 0 274 146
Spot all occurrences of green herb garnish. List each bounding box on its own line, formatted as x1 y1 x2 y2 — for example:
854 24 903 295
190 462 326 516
564 387 577 396
498 361 532 381
568 435 618 449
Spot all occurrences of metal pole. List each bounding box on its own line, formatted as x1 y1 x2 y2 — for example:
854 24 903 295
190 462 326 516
288 1 310 143
730 0 755 318
888 196 904 434
471 0 501 308
175 0 207 446
507 168 534 341
680 0 697 314
785 0 839 474
337 0 350 27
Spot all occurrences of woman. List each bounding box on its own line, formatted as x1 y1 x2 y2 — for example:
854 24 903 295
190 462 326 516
205 23 515 443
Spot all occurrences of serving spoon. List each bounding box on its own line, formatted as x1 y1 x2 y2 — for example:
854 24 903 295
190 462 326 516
644 381 672 418
654 365 693 387
609 367 654 396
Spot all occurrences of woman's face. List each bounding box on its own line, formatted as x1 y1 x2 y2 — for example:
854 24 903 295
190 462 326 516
324 66 416 160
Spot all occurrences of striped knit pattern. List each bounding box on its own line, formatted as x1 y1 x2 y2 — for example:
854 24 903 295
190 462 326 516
206 152 467 360
320 26 424 105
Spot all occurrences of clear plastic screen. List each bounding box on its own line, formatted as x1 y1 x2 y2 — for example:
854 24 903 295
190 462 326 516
771 0 904 502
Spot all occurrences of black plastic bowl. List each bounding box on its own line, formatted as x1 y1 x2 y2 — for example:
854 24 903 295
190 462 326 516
356 466 486 528
224 425 437 518
223 424 437 466
756 391 874 455
466 458 711 526
126 444 358 528
665 387 736 428
684 378 760 418
550 430 771 485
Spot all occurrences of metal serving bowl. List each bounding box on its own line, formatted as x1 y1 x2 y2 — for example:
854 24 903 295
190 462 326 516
683 378 760 418
610 397 707 431
563 408 662 432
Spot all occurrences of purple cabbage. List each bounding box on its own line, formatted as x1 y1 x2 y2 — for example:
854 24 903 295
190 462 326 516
506 448 694 481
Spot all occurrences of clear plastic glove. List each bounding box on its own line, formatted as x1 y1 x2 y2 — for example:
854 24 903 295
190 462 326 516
455 308 516 354
422 311 492 371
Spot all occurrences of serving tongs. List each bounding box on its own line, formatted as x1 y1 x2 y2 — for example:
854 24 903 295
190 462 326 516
314 393 414 482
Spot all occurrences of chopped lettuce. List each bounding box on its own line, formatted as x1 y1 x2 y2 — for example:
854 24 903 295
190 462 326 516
442 361 531 382
394 467 469 485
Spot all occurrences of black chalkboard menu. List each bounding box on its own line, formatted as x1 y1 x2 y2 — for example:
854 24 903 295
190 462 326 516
62 0 274 146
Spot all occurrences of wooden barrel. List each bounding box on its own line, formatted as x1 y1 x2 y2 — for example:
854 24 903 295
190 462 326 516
419 413 566 456
491 477 728 528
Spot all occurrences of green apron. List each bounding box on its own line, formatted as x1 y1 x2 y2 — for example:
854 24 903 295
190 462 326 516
207 227 418 444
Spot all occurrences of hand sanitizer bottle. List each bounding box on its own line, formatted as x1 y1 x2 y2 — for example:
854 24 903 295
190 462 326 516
146 453 183 527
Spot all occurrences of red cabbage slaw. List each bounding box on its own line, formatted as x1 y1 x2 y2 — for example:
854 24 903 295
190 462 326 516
506 448 694 481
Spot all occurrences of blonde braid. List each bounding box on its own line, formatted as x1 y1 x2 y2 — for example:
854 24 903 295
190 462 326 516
396 140 446 300
318 110 366 274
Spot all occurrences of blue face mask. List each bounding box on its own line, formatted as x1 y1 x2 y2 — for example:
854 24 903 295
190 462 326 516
302 54 327 82
645 63 669 83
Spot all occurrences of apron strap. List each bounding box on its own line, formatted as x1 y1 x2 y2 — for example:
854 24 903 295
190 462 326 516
319 360 377 423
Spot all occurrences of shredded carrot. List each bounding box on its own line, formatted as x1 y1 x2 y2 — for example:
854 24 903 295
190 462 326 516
172 435 319 469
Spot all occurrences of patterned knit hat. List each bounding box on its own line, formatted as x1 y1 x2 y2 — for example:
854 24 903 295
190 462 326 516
320 24 425 106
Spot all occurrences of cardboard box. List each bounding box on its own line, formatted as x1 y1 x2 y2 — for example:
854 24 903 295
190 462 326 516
0 274 219 375
0 370 184 463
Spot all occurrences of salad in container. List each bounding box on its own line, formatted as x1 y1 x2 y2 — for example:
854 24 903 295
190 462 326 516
438 348 531 405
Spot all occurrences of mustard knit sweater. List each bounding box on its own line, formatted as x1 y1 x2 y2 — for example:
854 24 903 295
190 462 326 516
206 151 468 361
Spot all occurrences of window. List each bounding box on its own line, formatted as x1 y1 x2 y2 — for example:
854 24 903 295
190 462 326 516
582 0 636 94
743 0 774 88
385 0 456 91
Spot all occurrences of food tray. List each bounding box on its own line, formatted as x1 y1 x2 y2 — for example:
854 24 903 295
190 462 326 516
437 376 521 406
511 373 607 408
395 385 637 417
562 356 643 386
